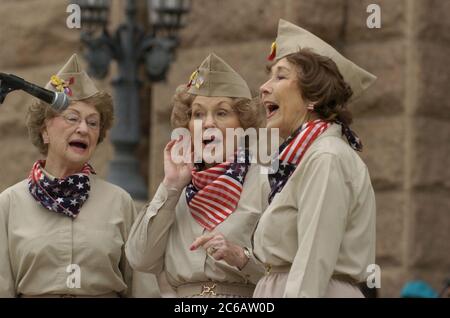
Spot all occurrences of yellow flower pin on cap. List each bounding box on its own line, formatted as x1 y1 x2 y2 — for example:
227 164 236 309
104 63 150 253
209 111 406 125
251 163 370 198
50 75 74 96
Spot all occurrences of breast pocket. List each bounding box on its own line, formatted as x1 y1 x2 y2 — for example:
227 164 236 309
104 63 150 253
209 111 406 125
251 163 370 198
76 223 124 269
259 192 298 248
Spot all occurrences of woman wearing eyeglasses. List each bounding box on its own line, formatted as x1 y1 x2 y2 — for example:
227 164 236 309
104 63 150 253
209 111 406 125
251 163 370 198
0 54 152 297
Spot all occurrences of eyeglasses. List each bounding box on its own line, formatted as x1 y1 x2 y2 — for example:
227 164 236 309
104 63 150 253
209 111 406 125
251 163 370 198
59 112 101 130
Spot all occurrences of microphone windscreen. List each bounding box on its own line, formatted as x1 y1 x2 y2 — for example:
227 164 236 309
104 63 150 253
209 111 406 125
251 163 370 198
52 92 70 112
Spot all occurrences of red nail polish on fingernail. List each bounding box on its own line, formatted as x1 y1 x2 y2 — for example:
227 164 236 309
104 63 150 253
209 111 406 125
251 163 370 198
189 246 195 251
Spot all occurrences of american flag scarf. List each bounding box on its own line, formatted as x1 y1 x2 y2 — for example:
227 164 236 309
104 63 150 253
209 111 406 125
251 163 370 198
28 160 96 218
268 119 363 203
268 119 330 203
185 150 250 231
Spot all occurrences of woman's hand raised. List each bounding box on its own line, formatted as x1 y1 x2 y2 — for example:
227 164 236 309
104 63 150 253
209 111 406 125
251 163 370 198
162 136 193 191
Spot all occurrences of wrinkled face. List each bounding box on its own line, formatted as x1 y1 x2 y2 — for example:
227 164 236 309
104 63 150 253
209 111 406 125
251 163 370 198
42 101 101 169
188 96 241 163
259 57 308 139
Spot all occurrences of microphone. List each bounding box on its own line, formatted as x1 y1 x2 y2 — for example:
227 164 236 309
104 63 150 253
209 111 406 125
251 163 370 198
0 73 70 111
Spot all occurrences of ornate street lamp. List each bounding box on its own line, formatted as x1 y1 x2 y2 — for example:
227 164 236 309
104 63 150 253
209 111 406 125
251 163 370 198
73 0 191 200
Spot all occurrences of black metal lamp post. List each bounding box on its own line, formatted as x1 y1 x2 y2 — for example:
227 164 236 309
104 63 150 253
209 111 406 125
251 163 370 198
73 0 190 200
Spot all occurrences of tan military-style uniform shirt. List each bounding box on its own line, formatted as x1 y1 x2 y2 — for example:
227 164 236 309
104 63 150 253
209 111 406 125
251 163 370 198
0 174 158 297
253 123 376 298
125 164 270 294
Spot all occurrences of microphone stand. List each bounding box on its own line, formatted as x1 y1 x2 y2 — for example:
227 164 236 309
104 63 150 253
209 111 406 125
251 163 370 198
0 77 18 105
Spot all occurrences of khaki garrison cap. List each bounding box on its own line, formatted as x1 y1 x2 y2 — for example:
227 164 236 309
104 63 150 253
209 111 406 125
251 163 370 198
269 19 376 100
187 53 251 99
45 54 99 101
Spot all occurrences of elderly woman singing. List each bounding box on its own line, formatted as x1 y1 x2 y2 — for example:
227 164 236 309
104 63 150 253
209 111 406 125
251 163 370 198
126 53 269 298
253 20 377 298
0 54 153 297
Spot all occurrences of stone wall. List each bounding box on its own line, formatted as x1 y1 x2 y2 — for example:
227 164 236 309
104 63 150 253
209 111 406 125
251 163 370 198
0 0 448 297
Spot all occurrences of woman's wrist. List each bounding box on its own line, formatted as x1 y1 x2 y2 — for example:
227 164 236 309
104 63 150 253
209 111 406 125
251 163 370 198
237 246 251 270
162 178 183 191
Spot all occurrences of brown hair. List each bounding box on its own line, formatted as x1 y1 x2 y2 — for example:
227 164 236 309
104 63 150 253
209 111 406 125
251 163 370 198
26 92 114 155
170 85 265 130
286 48 354 125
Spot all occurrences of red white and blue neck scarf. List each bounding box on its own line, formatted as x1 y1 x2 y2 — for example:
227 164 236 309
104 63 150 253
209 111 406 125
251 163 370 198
28 160 96 218
268 119 363 203
185 150 250 231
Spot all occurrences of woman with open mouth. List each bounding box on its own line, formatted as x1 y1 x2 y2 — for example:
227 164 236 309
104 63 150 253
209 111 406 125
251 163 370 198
252 19 377 298
0 54 152 297
125 53 269 298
